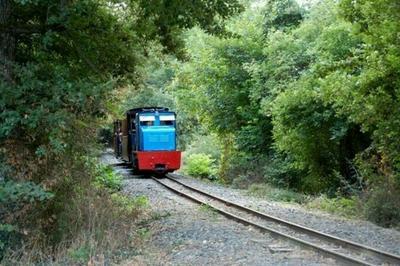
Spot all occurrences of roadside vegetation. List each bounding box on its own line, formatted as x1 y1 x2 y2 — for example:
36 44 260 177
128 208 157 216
130 0 400 228
1 155 150 264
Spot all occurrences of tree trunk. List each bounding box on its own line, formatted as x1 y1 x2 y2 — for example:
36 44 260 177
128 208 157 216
0 0 15 83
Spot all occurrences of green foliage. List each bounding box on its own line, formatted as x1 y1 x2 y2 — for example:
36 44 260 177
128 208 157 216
263 0 303 32
0 181 53 205
363 187 400 228
0 224 16 256
0 181 53 256
184 134 221 162
225 152 266 184
307 195 360 218
185 153 216 179
262 153 303 189
119 49 177 113
94 165 123 192
0 0 244 261
172 7 266 137
337 0 400 177
171 5 274 186
137 0 243 53
122 86 175 112
68 245 90 264
260 0 366 193
111 194 149 213
171 0 400 228
271 84 348 192
248 183 308 204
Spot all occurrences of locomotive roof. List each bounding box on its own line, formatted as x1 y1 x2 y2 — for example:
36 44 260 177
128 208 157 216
126 107 170 116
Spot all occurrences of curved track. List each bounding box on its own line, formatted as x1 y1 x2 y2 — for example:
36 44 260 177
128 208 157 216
150 174 400 266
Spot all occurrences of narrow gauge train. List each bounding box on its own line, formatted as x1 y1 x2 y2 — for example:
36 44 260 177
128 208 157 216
113 107 181 174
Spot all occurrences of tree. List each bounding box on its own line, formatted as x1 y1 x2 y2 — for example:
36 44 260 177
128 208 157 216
263 0 303 33
137 0 243 54
265 1 367 192
0 0 243 256
337 0 400 179
0 0 244 174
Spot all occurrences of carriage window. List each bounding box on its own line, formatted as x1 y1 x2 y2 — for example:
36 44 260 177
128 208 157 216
159 115 175 126
140 121 154 126
160 120 174 126
139 115 155 126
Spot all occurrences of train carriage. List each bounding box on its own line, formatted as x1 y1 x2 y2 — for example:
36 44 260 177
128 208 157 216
114 107 181 174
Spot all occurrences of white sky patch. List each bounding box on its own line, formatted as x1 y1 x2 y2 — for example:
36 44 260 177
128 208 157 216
139 116 155 122
160 115 176 121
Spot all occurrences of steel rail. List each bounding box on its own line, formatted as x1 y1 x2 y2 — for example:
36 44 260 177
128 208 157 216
165 174 400 266
151 176 374 266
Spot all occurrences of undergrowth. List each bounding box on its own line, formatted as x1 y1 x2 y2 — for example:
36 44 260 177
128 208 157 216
246 183 362 219
1 157 151 265
94 164 123 192
247 183 308 204
184 153 217 180
306 195 360 218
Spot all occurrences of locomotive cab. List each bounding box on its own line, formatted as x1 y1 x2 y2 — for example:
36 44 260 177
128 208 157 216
138 113 176 151
117 107 181 174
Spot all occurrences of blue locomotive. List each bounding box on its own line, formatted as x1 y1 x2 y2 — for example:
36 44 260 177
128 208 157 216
113 107 181 174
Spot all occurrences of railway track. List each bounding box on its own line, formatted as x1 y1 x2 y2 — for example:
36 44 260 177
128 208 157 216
151 174 400 266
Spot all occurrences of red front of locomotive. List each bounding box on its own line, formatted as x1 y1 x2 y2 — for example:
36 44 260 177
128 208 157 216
136 151 181 173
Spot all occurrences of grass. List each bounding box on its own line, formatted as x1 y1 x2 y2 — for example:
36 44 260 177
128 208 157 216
68 245 90 264
198 203 218 220
1 188 152 265
94 164 123 192
137 228 151 240
306 195 361 218
247 183 308 204
247 183 362 219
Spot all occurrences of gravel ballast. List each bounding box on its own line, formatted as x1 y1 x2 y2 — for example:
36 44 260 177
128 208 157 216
170 173 400 257
101 152 333 265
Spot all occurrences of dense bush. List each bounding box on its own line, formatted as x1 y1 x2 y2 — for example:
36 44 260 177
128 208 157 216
0 181 53 257
363 188 400 228
231 175 249 189
272 88 343 193
262 153 303 189
185 154 216 179
225 153 267 184
0 153 150 264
